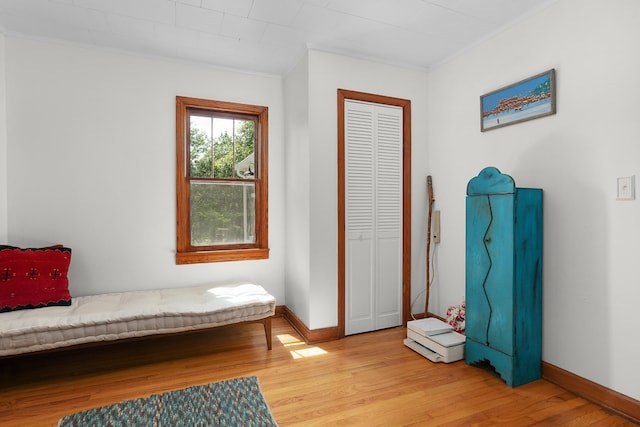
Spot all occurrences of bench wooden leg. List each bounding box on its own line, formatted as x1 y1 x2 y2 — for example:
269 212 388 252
263 317 272 350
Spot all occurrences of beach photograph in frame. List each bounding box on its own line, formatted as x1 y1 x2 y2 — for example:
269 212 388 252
481 69 556 132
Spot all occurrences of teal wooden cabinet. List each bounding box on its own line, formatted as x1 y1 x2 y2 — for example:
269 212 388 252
465 167 542 387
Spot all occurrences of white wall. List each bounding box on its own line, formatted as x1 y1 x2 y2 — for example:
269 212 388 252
0 33 7 242
427 0 640 400
4 37 286 303
283 51 311 325
300 50 430 329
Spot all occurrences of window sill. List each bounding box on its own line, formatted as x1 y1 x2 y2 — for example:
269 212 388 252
175 248 270 264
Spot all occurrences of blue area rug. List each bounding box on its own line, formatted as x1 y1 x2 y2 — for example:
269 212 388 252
58 376 278 426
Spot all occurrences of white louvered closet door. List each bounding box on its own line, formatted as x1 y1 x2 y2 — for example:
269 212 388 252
345 100 403 336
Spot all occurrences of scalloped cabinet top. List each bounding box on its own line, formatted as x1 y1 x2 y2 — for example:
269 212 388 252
467 166 516 196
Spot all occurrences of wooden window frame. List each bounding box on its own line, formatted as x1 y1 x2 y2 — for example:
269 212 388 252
176 96 269 264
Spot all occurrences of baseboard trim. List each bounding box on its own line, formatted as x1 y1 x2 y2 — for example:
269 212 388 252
282 306 339 343
542 361 640 423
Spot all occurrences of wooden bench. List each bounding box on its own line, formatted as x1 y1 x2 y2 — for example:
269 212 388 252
0 282 276 357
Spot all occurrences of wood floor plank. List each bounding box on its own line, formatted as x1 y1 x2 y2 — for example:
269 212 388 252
0 318 636 426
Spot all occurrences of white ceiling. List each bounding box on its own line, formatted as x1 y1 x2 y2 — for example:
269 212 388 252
0 0 556 76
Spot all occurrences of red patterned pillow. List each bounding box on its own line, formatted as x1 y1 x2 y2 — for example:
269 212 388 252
0 245 72 312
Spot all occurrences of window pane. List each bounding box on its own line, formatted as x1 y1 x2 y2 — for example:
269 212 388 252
189 116 255 179
190 181 256 246
189 116 213 178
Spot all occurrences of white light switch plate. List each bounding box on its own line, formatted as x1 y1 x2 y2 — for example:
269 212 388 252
617 176 635 200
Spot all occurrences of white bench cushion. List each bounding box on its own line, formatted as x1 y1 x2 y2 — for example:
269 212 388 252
0 282 275 356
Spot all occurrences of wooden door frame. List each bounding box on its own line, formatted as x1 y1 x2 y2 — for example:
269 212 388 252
337 89 411 338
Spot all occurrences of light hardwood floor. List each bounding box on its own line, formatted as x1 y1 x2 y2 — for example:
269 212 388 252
0 317 635 426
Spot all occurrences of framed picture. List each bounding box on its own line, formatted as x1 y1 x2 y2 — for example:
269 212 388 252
480 69 556 132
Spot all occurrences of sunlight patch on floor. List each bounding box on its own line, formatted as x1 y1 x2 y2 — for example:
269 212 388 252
276 334 328 359
290 346 328 359
276 334 303 346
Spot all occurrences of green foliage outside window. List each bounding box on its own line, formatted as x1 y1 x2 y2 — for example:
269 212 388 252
189 120 255 179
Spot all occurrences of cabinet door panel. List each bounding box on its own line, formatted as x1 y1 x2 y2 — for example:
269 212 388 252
466 195 492 344
466 194 515 354
484 195 514 354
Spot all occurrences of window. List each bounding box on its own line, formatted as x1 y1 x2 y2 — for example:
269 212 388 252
176 96 269 264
